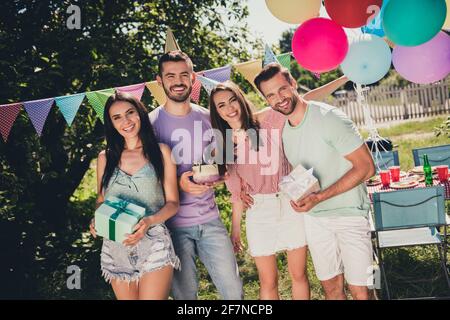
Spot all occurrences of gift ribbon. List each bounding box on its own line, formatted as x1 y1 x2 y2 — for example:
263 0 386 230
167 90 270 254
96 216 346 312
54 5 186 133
104 198 142 241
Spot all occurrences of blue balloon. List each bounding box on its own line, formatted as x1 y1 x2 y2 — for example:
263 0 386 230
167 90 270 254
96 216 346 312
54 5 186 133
341 34 392 85
361 0 390 37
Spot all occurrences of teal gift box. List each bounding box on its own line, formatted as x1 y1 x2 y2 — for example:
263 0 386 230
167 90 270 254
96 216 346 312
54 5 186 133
95 196 146 243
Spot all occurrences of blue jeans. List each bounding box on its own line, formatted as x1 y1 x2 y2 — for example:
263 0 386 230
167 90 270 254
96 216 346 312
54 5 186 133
170 218 244 300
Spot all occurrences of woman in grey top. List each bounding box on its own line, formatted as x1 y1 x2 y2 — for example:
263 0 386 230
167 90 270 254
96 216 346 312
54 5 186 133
90 92 180 300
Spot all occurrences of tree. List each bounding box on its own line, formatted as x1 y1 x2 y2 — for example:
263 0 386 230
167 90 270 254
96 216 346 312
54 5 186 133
435 116 450 139
0 0 252 298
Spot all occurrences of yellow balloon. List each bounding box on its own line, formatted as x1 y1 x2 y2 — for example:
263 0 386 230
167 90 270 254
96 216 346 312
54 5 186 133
265 0 322 24
444 0 450 30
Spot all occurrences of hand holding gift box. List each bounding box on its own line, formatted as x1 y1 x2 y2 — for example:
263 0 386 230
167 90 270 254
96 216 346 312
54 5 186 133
94 196 146 244
279 164 321 202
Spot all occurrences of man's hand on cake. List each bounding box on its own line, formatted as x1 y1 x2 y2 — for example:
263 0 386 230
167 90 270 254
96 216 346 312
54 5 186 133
179 171 211 195
201 176 227 188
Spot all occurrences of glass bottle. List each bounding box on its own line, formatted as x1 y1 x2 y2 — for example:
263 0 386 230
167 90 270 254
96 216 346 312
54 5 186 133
423 154 433 187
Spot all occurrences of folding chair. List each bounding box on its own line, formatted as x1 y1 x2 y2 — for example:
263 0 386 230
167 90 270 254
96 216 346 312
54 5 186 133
412 144 450 264
412 144 450 167
372 186 450 299
372 150 399 173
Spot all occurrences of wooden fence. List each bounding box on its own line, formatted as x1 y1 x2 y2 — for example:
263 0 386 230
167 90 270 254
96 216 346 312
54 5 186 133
323 77 450 126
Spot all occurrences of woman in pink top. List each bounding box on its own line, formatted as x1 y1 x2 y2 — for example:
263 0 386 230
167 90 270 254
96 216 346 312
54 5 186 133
209 78 348 300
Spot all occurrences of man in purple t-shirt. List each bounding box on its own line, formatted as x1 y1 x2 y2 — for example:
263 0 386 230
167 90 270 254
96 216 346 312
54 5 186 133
149 51 243 300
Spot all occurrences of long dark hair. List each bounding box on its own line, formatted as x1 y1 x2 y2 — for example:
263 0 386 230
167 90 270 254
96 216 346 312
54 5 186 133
209 81 260 175
100 92 164 192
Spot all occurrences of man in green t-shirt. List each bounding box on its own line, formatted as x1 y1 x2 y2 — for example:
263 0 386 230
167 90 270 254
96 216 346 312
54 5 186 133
254 63 376 300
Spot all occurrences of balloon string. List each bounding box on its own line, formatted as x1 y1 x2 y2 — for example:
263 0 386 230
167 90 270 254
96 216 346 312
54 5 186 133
354 83 389 172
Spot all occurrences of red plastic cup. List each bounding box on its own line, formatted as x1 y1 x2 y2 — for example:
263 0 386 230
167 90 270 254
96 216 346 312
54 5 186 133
436 165 449 182
389 166 401 182
380 170 391 188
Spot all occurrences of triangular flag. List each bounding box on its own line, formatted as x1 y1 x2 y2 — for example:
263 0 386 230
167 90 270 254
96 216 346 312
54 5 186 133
23 98 54 136
263 44 278 66
0 103 22 142
203 65 232 83
198 76 220 96
146 81 167 106
234 59 263 90
165 27 181 53
276 53 292 71
190 73 203 103
85 89 115 123
54 93 85 126
116 83 146 101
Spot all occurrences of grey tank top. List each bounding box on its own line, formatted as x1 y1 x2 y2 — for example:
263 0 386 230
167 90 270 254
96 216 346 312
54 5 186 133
105 162 165 217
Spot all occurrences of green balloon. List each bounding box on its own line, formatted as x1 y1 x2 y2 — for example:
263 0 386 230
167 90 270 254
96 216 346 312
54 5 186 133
383 0 447 46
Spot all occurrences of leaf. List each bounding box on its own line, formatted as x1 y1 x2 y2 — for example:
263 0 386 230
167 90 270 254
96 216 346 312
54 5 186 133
91 50 98 60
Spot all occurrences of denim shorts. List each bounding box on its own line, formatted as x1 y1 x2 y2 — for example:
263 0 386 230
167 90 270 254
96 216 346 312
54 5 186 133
100 223 180 284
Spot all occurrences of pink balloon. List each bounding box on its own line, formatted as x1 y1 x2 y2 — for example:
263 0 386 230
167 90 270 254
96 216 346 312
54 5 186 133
393 32 450 84
292 18 349 73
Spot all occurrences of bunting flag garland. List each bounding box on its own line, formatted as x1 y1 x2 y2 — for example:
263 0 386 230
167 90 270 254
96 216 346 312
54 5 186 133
191 74 203 103
264 45 292 71
146 78 203 105
264 44 279 66
145 81 167 106
0 103 22 142
234 59 263 90
116 83 146 101
165 27 181 53
1 35 298 141
85 89 115 123
203 65 232 83
54 93 85 127
276 53 292 71
198 76 221 96
23 98 55 136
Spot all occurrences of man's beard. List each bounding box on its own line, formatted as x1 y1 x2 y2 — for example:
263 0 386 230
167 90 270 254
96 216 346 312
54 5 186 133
274 95 298 116
162 83 192 103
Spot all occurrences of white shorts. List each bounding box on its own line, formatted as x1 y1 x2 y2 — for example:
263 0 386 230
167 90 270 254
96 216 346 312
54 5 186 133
304 214 373 287
245 193 307 257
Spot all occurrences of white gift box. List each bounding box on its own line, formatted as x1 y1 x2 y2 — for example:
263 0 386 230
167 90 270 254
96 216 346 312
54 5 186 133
279 164 320 201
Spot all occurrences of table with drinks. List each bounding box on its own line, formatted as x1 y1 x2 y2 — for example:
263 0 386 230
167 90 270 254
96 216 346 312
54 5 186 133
366 163 450 201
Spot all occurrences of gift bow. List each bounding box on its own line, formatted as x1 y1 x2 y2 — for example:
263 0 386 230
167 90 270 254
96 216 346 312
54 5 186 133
104 198 143 242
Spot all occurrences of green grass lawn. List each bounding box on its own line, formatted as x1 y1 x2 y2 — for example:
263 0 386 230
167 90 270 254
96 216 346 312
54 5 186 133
71 116 450 300
362 117 449 171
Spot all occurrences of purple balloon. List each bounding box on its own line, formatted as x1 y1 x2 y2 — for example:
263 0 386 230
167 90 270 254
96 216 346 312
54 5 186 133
393 31 450 84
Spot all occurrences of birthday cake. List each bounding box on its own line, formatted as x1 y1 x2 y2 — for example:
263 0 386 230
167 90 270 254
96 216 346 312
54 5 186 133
192 163 220 184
